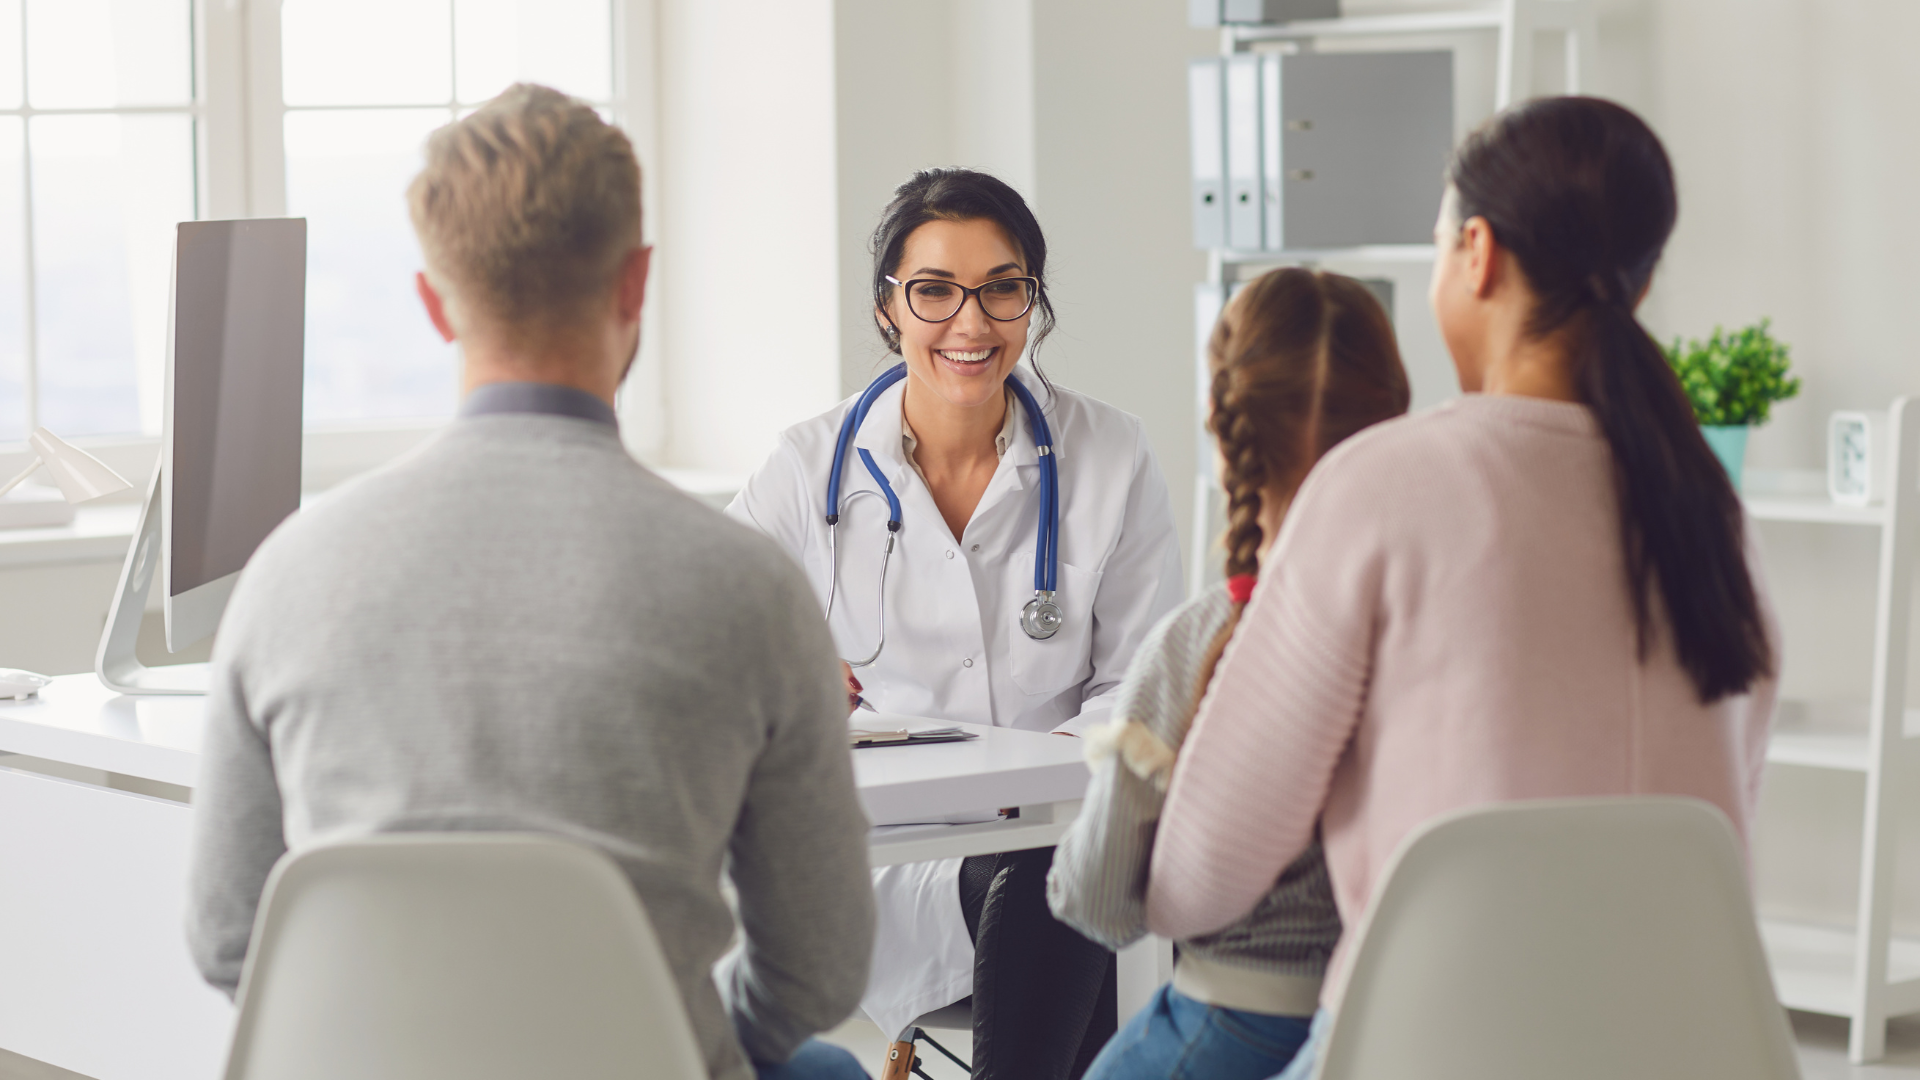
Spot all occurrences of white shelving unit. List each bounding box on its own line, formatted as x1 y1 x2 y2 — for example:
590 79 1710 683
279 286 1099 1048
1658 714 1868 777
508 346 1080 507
1751 396 1920 1062
1190 0 1597 593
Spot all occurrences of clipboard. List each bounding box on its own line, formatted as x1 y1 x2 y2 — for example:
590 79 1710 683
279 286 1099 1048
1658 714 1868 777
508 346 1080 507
849 711 980 749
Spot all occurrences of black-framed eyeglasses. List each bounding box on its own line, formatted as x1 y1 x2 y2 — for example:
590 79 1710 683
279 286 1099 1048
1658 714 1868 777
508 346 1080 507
886 275 1039 324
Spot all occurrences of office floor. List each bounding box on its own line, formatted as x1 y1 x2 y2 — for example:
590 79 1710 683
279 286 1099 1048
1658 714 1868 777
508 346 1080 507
2 1011 1917 1078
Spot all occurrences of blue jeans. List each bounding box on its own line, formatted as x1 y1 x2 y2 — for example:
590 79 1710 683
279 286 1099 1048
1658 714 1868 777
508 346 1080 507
1268 1009 1330 1080
1082 985 1313 1080
754 1038 870 1080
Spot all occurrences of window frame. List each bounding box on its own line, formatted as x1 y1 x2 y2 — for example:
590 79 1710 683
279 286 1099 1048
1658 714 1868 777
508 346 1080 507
0 0 206 445
0 0 662 487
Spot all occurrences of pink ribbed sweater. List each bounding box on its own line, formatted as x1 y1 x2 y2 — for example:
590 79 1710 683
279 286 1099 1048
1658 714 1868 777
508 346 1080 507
1145 395 1777 995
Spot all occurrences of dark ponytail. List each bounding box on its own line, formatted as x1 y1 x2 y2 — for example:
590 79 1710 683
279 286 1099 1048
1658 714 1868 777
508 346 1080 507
1449 97 1770 702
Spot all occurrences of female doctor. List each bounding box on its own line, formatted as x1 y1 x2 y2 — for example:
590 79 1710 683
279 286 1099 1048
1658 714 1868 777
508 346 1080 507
727 168 1182 1080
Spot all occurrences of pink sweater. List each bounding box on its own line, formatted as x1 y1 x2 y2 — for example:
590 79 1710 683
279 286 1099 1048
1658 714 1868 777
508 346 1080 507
1145 395 1776 992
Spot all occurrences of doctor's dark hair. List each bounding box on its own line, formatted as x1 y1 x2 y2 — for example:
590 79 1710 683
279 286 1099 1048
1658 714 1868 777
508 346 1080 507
1190 268 1409 719
869 168 1058 379
1448 96 1771 703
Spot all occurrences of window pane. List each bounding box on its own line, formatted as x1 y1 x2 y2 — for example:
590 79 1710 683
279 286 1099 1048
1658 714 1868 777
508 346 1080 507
282 0 451 107
0 117 25 440
286 109 457 422
454 0 611 105
31 113 193 437
0 0 21 110
25 0 190 109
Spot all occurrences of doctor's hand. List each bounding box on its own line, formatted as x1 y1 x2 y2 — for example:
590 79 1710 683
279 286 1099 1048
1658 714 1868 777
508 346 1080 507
842 661 863 713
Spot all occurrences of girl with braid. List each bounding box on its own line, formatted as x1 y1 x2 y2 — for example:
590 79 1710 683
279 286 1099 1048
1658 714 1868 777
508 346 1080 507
1047 267 1410 1080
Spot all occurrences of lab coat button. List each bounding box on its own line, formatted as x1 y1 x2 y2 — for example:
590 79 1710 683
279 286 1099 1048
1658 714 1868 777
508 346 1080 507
946 550 955 559
963 658 974 668
970 544 980 552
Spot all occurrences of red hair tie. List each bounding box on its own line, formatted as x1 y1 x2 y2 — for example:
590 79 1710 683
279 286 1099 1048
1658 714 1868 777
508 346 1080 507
1226 574 1258 605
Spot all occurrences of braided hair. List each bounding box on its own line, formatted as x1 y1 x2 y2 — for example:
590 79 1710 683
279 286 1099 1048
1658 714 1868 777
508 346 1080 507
1190 269 1411 718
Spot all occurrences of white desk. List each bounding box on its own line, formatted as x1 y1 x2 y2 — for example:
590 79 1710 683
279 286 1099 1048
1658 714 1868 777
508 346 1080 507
0 675 1168 1080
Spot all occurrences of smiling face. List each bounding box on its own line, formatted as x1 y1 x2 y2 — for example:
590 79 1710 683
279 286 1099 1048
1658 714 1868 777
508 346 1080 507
880 217 1031 411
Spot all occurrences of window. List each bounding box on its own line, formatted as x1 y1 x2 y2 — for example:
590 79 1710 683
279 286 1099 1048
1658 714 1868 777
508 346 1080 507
0 0 197 441
275 0 615 424
1 0 632 452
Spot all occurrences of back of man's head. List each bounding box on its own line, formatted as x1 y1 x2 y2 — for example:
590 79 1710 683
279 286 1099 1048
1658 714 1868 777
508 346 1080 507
408 83 641 339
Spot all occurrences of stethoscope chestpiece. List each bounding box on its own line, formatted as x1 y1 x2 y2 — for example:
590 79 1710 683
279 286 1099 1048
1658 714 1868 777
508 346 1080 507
1021 590 1064 640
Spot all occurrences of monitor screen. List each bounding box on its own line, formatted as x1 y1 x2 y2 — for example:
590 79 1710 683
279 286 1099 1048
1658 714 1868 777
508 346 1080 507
167 219 306 598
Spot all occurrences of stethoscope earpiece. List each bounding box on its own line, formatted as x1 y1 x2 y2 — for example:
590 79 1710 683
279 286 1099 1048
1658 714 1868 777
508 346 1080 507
824 363 1064 665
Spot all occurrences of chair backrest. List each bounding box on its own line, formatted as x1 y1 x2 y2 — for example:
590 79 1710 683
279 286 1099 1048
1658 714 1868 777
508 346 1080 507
1315 797 1800 1080
221 833 707 1080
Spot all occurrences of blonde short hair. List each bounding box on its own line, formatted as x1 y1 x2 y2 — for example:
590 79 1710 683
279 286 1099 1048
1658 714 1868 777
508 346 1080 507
407 83 641 330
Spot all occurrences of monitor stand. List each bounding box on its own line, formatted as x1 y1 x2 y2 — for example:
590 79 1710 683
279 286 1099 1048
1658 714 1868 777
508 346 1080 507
96 469 209 696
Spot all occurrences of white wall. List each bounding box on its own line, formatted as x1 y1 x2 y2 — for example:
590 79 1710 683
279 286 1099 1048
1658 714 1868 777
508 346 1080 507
1025 2 1215 579
833 1 1045 400
653 0 842 473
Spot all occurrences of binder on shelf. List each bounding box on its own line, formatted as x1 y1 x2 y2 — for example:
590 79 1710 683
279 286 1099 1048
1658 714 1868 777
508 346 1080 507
1260 53 1284 250
1191 0 1341 26
1276 51 1453 249
1225 55 1263 252
1188 58 1228 251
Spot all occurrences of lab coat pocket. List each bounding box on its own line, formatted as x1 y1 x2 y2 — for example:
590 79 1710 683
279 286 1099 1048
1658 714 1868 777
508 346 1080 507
1005 556 1101 697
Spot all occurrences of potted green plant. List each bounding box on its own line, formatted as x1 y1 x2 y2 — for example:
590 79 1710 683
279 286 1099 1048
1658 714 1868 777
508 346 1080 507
1663 320 1801 492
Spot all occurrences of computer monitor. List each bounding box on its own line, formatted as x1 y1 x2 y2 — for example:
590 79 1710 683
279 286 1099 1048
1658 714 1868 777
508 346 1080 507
96 218 306 696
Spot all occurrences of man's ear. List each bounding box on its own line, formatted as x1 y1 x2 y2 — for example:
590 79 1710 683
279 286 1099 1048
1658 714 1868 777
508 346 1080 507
417 272 458 343
616 246 651 323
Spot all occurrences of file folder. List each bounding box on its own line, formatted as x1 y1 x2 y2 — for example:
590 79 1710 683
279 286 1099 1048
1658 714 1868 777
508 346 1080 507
1278 50 1453 248
1260 53 1284 250
1225 54 1263 252
1188 58 1228 250
1191 0 1340 25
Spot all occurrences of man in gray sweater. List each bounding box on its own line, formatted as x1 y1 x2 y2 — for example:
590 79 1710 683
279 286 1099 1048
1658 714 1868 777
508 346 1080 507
185 84 874 1080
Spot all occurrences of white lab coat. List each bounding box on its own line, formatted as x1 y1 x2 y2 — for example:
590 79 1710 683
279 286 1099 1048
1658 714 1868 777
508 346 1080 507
726 369 1183 1038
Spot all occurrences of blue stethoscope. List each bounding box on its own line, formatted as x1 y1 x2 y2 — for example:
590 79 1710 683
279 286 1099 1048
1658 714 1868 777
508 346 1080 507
825 362 1063 667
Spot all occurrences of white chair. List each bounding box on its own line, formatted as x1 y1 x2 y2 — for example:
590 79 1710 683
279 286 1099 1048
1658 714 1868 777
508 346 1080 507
1314 797 1801 1080
220 833 707 1080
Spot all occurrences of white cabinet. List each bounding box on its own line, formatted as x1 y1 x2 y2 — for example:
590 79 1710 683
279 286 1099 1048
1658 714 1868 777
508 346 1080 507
1751 396 1920 1062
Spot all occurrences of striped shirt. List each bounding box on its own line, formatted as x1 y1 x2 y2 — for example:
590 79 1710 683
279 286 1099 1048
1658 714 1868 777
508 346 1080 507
1046 583 1340 1016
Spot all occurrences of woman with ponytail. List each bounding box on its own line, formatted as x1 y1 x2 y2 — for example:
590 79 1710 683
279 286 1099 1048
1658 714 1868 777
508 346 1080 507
1048 268 1409 1080
1144 96 1780 1079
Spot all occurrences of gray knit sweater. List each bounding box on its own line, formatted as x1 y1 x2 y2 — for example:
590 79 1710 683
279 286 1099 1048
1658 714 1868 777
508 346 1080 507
1046 583 1340 1016
185 412 874 1080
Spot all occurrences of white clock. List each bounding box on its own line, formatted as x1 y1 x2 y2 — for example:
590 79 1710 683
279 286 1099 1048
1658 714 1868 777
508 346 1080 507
1829 410 1890 507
